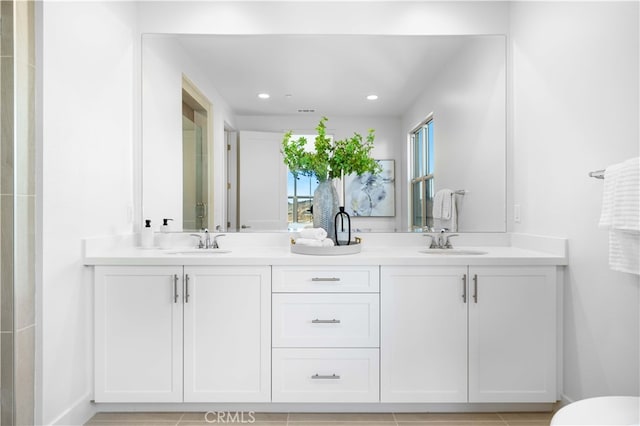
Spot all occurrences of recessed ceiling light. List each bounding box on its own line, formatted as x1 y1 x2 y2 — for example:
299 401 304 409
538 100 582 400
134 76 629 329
366 94 379 101
258 93 270 99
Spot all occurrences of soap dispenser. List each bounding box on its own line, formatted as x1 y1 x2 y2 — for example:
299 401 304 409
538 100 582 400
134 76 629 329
158 218 174 249
141 219 154 248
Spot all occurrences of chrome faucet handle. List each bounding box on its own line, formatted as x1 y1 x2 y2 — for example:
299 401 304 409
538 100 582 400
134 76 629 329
213 234 227 249
443 234 459 248
190 233 205 249
422 234 438 249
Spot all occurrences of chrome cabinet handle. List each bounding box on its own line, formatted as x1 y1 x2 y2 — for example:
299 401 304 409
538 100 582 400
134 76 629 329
473 274 478 303
311 277 341 282
185 274 190 303
311 374 341 380
462 274 467 303
173 274 179 303
311 319 341 324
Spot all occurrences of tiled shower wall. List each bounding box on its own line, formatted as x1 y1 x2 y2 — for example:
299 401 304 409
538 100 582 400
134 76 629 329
1 0 36 424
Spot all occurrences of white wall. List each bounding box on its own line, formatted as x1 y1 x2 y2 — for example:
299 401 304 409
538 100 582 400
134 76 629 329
402 36 506 232
40 2 138 424
137 1 509 36
142 36 236 232
510 1 639 401
236 115 403 231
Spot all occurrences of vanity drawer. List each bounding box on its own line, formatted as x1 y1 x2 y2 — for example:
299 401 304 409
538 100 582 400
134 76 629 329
272 348 379 402
272 266 379 293
272 294 379 348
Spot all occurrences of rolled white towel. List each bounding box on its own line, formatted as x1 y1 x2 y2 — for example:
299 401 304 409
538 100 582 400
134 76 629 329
299 227 328 240
321 238 335 247
294 238 323 247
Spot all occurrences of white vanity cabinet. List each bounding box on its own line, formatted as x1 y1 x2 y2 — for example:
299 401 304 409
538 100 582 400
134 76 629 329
94 265 271 403
468 266 557 403
183 266 271 402
94 266 183 402
381 265 557 404
271 266 380 403
381 266 468 403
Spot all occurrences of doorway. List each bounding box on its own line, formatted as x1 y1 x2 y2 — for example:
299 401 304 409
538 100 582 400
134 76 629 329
182 77 213 231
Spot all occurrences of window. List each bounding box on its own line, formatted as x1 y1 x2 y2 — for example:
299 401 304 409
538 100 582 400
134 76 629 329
286 134 332 229
410 117 434 230
288 172 317 227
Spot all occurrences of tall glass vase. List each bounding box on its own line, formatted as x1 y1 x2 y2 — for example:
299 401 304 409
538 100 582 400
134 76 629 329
313 179 339 241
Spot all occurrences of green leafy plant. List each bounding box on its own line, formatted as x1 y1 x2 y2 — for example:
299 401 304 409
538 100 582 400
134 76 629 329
282 117 380 181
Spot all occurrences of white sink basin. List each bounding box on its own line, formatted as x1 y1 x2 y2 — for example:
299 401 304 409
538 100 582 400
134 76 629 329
165 249 231 255
419 248 488 255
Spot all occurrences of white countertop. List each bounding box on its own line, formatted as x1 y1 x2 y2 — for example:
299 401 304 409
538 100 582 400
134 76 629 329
83 235 568 267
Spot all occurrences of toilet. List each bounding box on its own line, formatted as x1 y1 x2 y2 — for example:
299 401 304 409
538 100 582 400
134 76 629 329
551 396 640 425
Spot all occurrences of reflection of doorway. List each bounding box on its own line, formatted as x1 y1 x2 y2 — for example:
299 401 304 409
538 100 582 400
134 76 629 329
182 77 213 231
225 127 238 231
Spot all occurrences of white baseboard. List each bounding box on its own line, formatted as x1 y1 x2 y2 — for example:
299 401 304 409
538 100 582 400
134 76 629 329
48 393 95 426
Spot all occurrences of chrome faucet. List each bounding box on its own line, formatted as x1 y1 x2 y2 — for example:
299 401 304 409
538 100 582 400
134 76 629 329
212 234 226 249
203 229 211 248
189 229 226 249
423 229 459 249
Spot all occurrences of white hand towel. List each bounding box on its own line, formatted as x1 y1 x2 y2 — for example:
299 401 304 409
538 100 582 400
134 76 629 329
599 157 640 275
433 189 454 220
299 227 328 240
294 238 323 247
321 238 335 247
609 230 639 275
599 162 625 228
611 157 639 233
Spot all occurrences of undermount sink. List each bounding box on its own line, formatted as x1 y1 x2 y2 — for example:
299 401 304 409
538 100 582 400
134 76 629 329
165 249 231 255
419 248 488 255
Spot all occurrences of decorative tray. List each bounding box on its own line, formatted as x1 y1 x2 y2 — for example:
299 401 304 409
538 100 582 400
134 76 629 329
290 238 362 256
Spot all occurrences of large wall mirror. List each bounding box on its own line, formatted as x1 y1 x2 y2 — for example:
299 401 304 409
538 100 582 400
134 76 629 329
142 34 506 233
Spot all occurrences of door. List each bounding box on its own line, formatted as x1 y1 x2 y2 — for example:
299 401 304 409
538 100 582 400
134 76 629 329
183 266 271 402
238 131 287 230
381 266 468 402
468 266 556 402
182 105 208 230
94 266 183 402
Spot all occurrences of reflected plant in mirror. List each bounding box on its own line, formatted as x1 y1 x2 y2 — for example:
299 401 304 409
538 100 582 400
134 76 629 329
282 117 380 235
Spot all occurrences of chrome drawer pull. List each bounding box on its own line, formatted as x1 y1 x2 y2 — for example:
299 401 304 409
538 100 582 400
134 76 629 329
173 274 179 303
185 274 190 303
311 319 341 324
311 374 341 380
311 277 341 282
473 274 478 303
462 274 467 303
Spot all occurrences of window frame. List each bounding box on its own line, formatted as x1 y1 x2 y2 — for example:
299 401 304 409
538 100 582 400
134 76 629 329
409 115 435 231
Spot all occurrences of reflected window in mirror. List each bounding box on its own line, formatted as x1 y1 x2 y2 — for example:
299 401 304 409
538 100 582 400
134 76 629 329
410 117 434 230
288 173 317 227
286 134 333 230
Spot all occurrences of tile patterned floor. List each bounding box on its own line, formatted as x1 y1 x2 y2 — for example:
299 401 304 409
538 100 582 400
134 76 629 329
84 411 554 426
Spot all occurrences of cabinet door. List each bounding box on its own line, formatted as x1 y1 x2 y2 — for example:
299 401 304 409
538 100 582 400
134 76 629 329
183 266 271 402
468 266 556 403
381 266 468 403
94 266 183 402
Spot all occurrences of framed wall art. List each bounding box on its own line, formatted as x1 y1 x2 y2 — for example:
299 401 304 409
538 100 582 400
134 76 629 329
344 159 395 217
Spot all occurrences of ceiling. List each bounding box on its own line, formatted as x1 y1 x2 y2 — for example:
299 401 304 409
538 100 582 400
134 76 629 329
175 35 470 117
